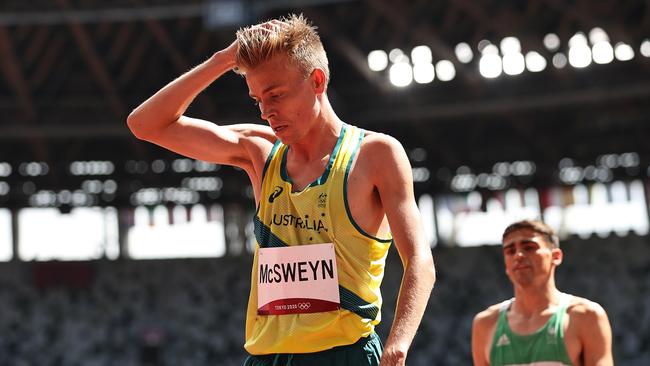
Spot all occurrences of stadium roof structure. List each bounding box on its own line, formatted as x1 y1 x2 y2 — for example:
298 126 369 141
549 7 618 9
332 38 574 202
0 0 649 208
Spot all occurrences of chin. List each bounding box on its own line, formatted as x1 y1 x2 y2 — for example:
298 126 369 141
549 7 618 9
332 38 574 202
276 136 297 146
511 274 534 287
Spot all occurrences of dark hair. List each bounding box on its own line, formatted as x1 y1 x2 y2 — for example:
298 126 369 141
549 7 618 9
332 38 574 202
502 220 560 248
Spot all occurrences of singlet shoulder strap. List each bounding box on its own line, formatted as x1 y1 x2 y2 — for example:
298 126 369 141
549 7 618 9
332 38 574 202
554 293 572 336
559 293 572 309
495 298 513 333
499 298 513 313
262 139 283 180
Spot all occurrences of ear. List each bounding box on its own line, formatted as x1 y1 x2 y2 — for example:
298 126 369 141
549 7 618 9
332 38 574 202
310 68 327 94
551 248 563 266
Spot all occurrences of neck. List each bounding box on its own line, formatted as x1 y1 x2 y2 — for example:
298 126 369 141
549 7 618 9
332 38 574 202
290 95 343 160
512 278 562 316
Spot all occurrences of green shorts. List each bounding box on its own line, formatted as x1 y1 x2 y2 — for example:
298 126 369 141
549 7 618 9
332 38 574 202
243 332 383 366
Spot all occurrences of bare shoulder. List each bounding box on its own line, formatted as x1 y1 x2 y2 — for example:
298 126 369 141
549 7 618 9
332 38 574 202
567 295 609 322
472 303 503 351
357 130 408 166
473 303 503 329
360 130 404 152
565 295 613 364
472 303 503 366
355 131 410 186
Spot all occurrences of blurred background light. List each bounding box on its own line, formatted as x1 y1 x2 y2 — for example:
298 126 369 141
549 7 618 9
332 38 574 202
367 50 388 71
455 42 473 63
435 60 456 81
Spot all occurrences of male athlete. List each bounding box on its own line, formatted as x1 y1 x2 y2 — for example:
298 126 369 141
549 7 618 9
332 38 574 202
127 15 435 366
472 220 613 366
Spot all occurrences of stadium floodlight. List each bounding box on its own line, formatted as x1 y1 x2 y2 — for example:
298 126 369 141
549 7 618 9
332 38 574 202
568 43 592 68
503 52 525 75
81 180 103 194
411 45 432 64
151 159 166 173
525 51 547 72
592 41 614 64
388 48 404 63
69 161 115 176
389 62 413 87
500 37 521 54
614 42 634 61
393 54 409 64
435 60 456 81
588 27 609 45
455 42 473 63
479 44 501 79
413 62 435 84
543 33 560 51
641 39 650 57
619 152 640 168
552 53 567 68
568 32 588 48
172 158 193 173
367 50 388 71
0 162 11 177
103 180 118 194
481 44 499 55
477 39 492 54
20 162 49 177
479 54 502 78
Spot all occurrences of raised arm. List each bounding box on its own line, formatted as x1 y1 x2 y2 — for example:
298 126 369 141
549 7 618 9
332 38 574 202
126 41 274 169
367 135 436 366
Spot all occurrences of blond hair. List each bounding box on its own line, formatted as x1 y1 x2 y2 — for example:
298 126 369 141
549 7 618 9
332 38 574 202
235 14 329 83
502 220 560 248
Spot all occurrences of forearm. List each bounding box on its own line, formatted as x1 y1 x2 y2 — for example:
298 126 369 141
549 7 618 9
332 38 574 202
383 252 435 362
128 46 236 137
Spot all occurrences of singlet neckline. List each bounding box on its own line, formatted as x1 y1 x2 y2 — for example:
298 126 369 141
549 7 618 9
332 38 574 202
280 123 347 193
501 293 570 338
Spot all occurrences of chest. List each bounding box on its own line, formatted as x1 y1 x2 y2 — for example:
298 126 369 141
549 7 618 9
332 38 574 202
508 313 555 334
285 155 331 192
490 312 580 365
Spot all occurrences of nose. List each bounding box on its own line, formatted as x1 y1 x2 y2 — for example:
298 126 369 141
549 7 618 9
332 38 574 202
259 103 276 121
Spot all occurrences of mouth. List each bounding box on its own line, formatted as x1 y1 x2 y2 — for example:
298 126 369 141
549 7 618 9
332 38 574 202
513 265 530 271
272 125 287 133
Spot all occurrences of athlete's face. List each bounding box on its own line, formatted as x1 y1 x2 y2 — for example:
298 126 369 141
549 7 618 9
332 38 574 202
502 228 562 287
245 54 324 144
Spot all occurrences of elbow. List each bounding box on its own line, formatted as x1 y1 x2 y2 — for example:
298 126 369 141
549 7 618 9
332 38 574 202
424 254 437 288
407 251 436 289
126 110 154 141
126 111 144 138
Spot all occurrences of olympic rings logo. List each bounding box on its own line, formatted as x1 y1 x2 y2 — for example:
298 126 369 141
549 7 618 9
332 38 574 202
298 302 311 310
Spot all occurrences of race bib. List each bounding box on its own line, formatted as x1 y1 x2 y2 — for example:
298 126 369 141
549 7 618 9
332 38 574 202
257 243 340 315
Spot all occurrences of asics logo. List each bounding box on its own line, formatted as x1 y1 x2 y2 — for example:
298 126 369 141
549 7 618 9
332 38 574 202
269 186 284 203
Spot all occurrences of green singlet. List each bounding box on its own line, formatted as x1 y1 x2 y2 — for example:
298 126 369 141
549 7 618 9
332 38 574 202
489 294 574 366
